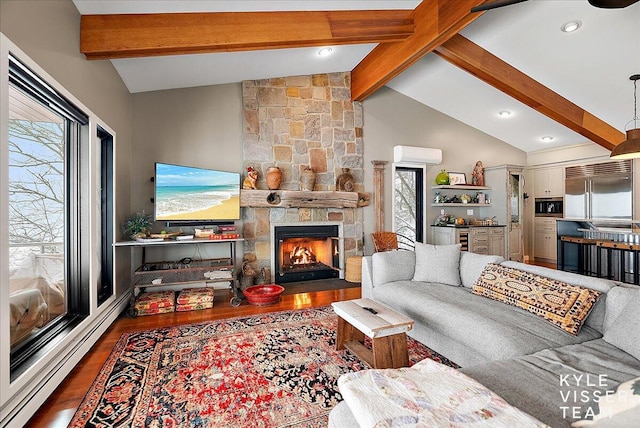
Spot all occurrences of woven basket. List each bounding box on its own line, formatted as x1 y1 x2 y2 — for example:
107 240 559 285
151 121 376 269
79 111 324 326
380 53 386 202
470 219 496 226
345 256 363 283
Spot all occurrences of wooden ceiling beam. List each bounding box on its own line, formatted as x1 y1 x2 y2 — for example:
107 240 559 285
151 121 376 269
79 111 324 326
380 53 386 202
350 0 488 102
434 34 624 150
80 10 414 60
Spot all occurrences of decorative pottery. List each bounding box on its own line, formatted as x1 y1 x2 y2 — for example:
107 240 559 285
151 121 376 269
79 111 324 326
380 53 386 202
300 166 316 191
265 166 283 190
243 284 285 306
435 169 450 185
242 166 258 189
472 161 485 187
336 167 355 192
255 267 268 285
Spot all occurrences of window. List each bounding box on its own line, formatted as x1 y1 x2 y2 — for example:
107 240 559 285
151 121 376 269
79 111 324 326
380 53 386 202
8 54 90 377
393 165 425 248
98 126 114 306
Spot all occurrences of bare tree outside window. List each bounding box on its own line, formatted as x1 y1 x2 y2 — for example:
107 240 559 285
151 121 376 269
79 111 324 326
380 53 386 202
394 166 426 251
394 169 417 240
8 85 66 349
9 119 64 247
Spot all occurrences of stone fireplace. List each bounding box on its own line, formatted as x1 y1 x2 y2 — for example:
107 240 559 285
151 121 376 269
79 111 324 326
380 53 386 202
241 72 364 281
271 222 343 283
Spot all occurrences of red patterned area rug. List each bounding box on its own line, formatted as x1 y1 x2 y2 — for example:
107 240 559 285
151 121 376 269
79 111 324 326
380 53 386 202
69 306 457 427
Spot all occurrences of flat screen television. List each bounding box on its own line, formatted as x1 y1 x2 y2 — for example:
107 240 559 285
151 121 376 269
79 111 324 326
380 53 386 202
154 162 241 224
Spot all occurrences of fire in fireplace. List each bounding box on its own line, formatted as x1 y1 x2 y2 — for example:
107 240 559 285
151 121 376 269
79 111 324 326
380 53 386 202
273 224 341 283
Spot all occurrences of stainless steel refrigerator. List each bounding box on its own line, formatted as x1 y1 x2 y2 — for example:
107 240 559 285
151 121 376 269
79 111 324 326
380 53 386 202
564 160 633 220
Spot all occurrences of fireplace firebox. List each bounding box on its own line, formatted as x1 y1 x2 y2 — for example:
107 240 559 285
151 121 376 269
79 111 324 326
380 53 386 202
273 224 341 283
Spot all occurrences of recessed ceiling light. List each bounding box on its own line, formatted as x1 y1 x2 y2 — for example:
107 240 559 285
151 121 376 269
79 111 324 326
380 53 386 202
317 47 333 57
541 136 555 143
561 20 582 33
498 110 512 118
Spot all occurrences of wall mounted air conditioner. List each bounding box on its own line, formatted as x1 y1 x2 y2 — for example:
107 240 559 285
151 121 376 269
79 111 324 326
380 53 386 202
393 146 442 165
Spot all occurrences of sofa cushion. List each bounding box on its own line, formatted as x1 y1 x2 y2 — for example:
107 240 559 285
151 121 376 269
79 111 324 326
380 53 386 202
461 339 640 428
372 281 601 366
472 264 601 336
413 243 461 286
603 286 640 332
603 290 640 360
500 261 617 333
459 251 504 288
371 250 416 288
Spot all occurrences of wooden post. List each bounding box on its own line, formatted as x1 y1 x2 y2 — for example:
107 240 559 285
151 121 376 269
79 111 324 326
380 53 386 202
372 161 387 233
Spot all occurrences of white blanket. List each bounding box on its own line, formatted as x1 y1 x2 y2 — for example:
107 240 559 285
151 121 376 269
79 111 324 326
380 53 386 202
338 359 549 428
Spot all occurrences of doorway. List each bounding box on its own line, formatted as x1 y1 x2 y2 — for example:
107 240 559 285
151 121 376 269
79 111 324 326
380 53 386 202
393 165 425 247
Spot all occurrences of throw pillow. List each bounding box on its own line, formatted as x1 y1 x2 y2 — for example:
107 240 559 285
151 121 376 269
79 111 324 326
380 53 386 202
603 286 640 332
413 243 461 286
603 290 640 360
472 264 602 336
372 250 416 287
459 251 504 288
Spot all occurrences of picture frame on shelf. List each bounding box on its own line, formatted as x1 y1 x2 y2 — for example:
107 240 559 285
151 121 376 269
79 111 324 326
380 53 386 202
449 172 467 185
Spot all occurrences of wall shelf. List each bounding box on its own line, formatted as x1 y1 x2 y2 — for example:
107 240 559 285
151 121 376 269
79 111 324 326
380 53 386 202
431 203 492 207
240 190 369 208
431 185 491 190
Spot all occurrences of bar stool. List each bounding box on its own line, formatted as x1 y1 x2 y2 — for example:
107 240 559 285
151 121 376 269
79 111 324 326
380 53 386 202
596 240 640 285
559 236 598 276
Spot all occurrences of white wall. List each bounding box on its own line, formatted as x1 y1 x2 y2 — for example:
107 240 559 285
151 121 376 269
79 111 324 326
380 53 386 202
130 84 243 215
0 0 133 425
361 86 527 254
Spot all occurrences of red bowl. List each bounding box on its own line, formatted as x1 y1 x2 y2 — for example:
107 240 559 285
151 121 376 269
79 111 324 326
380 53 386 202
243 284 285 306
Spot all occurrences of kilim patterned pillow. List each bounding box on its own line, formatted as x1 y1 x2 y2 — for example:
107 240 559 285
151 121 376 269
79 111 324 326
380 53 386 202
472 264 602 335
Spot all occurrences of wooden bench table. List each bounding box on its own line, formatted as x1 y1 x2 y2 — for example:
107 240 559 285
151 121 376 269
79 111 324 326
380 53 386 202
331 298 414 369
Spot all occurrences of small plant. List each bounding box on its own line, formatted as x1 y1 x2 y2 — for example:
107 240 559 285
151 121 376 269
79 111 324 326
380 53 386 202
123 212 153 239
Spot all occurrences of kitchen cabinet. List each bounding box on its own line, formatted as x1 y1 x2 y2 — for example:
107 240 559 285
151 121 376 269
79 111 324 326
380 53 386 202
470 227 506 258
534 218 557 261
431 226 469 251
534 167 564 197
430 226 505 257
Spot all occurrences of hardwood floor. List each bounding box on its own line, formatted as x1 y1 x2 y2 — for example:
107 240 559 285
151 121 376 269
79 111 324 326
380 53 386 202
25 286 362 428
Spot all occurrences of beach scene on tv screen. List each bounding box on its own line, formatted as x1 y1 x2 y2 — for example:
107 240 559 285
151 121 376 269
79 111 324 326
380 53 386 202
155 163 240 221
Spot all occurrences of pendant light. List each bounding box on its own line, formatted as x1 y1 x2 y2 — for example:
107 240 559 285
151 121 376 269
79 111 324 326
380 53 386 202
610 74 640 159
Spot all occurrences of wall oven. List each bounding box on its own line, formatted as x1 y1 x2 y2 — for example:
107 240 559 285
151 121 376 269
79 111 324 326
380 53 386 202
535 197 563 217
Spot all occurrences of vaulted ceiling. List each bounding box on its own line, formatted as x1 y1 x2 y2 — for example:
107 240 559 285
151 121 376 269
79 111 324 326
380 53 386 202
72 0 640 153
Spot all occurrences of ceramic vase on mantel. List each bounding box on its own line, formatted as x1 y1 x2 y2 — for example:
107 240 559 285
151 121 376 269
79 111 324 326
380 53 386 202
336 167 355 192
265 166 283 190
300 166 316 191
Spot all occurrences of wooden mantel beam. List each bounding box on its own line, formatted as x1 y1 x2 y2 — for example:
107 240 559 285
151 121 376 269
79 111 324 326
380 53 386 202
434 34 624 150
80 10 414 60
351 0 487 102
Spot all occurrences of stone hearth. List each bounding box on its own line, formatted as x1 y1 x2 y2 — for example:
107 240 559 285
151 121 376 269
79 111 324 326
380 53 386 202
241 72 364 276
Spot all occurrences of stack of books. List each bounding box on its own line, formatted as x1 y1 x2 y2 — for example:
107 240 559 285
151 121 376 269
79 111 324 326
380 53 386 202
209 225 240 240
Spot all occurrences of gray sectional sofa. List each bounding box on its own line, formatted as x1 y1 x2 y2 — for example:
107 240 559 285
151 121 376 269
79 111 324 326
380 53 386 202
329 245 640 427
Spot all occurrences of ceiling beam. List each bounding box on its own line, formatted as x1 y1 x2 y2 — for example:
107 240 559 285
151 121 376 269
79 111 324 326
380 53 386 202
434 34 624 150
80 10 414 60
350 0 488 102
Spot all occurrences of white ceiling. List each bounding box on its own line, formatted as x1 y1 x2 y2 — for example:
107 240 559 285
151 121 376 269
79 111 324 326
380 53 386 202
72 0 640 154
